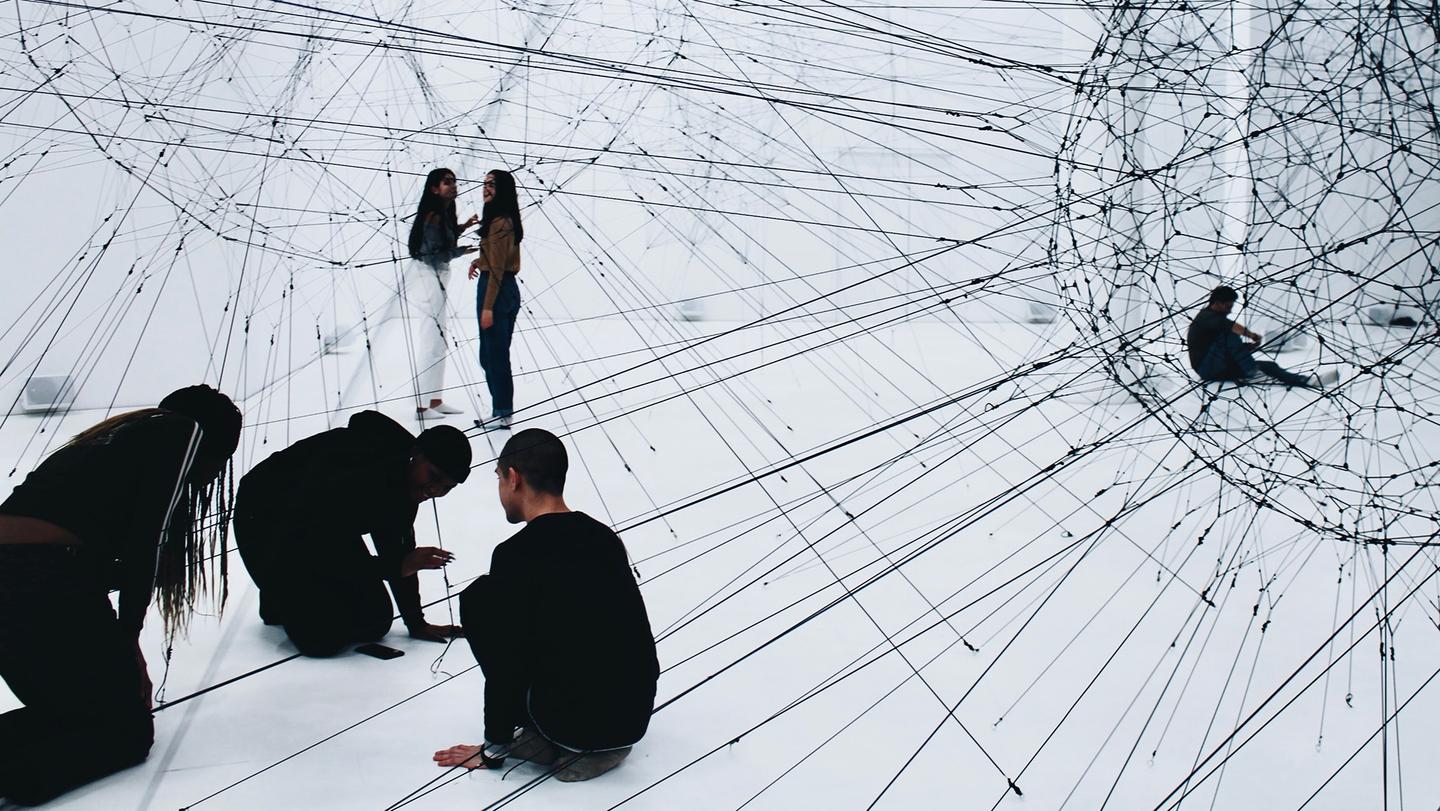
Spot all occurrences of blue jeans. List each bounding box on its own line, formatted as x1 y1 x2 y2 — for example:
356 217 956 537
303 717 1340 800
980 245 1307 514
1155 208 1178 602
479 273 521 417
1195 332 1311 387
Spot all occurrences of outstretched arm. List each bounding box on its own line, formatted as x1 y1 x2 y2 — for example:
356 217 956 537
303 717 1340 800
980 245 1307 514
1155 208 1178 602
398 546 463 642
372 524 423 625
374 525 461 640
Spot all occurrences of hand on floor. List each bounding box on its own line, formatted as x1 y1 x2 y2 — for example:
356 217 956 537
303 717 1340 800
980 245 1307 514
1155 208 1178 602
408 622 464 643
434 744 490 770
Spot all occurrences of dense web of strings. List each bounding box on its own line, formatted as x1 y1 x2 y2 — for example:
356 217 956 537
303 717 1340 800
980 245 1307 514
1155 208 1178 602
0 0 1435 808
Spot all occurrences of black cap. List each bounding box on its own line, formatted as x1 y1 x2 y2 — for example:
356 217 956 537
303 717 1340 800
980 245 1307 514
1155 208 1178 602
415 425 472 483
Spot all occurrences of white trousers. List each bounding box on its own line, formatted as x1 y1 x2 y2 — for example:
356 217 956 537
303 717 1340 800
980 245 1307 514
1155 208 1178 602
394 259 451 404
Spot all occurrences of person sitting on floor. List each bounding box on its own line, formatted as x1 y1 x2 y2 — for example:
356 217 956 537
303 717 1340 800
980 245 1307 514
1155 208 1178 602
1187 285 1337 388
232 411 470 656
433 428 659 782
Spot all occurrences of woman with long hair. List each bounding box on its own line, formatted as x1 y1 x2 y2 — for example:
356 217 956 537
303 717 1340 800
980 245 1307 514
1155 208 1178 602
0 385 242 804
407 167 479 420
467 169 524 428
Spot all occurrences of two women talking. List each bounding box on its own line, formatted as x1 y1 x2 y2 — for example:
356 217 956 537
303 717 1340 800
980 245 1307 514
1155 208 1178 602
406 167 524 427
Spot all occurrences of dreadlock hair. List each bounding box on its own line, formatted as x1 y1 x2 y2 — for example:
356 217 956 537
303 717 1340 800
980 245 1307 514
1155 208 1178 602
152 456 235 641
154 385 243 640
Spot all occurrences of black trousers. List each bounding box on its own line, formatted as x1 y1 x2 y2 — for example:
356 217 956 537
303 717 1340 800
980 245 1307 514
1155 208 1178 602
233 511 393 657
0 545 153 805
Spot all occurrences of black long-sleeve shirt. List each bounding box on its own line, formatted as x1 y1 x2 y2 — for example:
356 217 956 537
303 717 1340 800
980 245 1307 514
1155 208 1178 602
1186 307 1235 371
1 412 201 633
235 411 425 624
466 511 658 751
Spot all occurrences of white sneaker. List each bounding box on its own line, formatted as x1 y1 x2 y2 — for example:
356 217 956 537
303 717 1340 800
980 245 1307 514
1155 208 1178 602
430 401 464 415
416 407 439 420
475 415 512 431
1310 369 1340 388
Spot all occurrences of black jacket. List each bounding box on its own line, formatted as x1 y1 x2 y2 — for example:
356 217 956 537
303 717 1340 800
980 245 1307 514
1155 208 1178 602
463 511 659 750
235 411 425 623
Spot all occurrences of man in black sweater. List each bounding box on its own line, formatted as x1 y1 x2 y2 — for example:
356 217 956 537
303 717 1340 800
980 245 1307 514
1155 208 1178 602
433 428 658 782
233 411 470 656
1187 285 1333 388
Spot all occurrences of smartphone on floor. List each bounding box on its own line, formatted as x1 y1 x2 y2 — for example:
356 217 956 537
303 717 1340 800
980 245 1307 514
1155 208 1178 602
355 643 405 660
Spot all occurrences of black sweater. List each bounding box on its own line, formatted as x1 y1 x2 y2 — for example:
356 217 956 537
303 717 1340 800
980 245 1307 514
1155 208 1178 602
235 411 425 624
1 412 202 633
1186 307 1235 371
467 511 659 750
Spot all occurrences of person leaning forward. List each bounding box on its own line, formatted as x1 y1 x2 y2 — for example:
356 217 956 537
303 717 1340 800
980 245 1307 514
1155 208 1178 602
433 428 659 782
233 411 471 656
0 385 242 805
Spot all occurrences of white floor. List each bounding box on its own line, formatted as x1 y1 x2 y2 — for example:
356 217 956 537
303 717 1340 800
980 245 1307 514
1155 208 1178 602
3 315 1437 810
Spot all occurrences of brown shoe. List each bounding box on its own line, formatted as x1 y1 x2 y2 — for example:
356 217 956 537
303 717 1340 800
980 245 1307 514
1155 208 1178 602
509 728 560 765
554 747 631 782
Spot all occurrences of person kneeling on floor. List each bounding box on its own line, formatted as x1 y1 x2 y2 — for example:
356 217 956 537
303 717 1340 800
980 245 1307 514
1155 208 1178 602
0 385 242 805
233 411 470 656
433 428 659 782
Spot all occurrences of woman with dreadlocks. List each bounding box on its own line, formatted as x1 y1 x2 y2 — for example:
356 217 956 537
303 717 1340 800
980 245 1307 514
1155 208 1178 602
0 384 242 805
467 169 524 429
407 167 479 421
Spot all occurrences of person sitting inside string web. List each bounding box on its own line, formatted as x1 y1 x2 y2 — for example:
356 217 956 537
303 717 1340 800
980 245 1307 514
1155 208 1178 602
232 412 471 657
433 428 659 782
0 385 242 806
1187 285 1337 389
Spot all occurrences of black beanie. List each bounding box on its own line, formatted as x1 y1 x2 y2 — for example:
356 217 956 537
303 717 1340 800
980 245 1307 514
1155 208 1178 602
159 384 242 464
416 425 472 483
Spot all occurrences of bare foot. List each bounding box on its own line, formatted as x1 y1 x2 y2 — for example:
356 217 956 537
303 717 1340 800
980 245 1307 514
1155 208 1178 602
433 744 488 770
